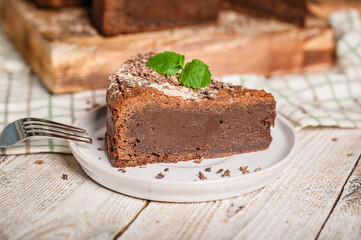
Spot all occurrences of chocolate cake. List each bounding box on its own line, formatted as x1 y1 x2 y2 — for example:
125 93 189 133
92 0 220 36
223 0 308 26
106 52 276 168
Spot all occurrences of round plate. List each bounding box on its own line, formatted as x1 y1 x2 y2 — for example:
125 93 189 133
69 106 297 202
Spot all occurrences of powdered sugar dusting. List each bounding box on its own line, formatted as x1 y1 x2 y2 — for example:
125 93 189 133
149 82 200 100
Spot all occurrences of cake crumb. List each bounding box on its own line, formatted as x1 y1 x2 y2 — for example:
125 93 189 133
332 138 338 141
156 172 165 179
118 168 126 173
240 166 250 174
62 174 68 180
221 169 230 177
193 157 204 164
164 168 169 172
216 169 224 174
199 171 207 180
347 153 353 157
254 167 261 172
34 160 44 165
97 147 103 151
205 167 212 172
97 137 105 141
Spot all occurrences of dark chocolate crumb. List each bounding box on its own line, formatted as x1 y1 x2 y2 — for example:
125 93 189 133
97 147 103 151
347 153 353 157
239 166 248 171
254 167 261 172
156 172 165 179
34 160 44 165
216 169 223 174
118 168 126 173
221 169 230 177
240 166 250 174
62 174 68 180
97 137 105 141
164 168 169 172
199 171 207 180
205 167 212 172
332 138 338 141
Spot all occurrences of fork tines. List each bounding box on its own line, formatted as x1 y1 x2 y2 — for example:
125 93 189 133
22 118 92 144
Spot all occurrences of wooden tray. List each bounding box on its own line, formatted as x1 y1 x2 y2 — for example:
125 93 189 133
0 0 334 94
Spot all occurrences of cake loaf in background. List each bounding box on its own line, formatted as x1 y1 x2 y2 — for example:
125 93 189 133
222 0 308 26
92 0 220 36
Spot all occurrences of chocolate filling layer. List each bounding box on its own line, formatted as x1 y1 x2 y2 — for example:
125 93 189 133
129 101 274 156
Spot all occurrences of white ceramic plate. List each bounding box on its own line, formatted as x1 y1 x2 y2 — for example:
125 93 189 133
69 106 297 202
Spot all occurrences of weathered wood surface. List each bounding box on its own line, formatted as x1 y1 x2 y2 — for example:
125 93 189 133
0 0 334 94
1 128 360 239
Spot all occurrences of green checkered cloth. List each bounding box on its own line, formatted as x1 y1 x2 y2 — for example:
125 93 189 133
1 10 361 155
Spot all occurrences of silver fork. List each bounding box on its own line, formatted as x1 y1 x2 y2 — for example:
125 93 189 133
0 118 92 148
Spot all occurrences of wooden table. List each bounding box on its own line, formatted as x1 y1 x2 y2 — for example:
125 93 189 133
1 127 360 239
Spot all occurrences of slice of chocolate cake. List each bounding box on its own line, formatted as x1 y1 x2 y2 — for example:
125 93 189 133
106 52 276 168
92 0 220 36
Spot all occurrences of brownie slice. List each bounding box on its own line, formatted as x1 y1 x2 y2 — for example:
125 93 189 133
106 53 276 168
92 0 220 36
223 0 308 26
31 0 86 8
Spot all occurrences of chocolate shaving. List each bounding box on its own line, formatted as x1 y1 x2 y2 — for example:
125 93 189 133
118 168 126 173
34 160 44 165
164 168 169 172
347 153 353 157
198 171 207 180
62 174 68 180
98 157 102 160
205 167 212 172
216 169 223 174
240 166 250 174
156 172 165 179
221 169 230 177
97 137 105 141
332 138 338 141
254 167 261 172
97 147 103 151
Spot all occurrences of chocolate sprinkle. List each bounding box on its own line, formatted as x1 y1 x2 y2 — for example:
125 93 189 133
156 172 165 179
164 168 169 172
118 168 126 173
205 167 212 172
97 137 105 141
216 169 224 174
34 160 44 165
199 171 207 180
221 169 230 177
97 147 103 151
332 138 338 141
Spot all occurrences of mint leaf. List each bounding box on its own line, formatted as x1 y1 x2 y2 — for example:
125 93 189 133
147 51 185 75
179 59 211 89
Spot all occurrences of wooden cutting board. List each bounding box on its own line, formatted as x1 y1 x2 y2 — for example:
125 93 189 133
0 0 334 94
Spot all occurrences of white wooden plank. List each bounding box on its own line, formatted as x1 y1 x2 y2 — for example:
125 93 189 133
318 155 361 240
118 128 361 240
0 153 147 240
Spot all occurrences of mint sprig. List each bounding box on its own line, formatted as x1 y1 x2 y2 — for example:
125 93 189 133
147 51 211 89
